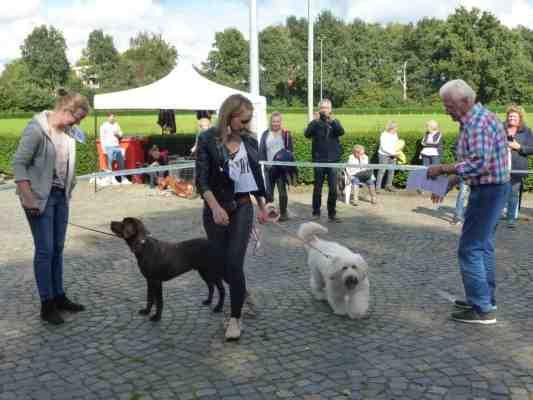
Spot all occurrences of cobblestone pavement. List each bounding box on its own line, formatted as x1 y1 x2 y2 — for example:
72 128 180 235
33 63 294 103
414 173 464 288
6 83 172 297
1 182 533 400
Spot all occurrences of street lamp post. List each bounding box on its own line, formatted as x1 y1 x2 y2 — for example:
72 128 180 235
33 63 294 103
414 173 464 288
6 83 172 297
307 0 314 122
320 37 323 102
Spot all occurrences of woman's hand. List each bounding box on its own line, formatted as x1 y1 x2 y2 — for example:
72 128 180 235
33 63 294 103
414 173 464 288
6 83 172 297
212 204 230 226
21 192 40 216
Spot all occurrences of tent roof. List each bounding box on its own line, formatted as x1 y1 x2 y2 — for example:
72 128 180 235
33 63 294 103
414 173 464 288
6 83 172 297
93 63 265 110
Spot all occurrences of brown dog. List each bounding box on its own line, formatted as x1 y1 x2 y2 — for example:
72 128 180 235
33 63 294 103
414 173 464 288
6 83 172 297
110 217 225 321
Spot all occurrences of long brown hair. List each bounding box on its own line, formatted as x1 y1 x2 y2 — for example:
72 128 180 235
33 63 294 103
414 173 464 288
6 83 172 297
216 94 253 140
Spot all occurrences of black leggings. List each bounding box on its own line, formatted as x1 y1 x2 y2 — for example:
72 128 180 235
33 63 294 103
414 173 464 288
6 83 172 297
203 202 253 319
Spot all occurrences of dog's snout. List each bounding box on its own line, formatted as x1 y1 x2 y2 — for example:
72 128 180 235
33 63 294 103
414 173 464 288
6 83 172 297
345 276 358 289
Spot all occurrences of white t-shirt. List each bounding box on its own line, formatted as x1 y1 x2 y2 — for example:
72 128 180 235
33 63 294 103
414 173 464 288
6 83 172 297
228 142 258 193
378 131 399 156
99 121 122 149
266 131 285 161
50 128 70 188
346 154 370 177
421 132 440 156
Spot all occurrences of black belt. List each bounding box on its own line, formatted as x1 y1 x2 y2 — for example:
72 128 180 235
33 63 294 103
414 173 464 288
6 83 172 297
234 193 251 205
51 186 65 193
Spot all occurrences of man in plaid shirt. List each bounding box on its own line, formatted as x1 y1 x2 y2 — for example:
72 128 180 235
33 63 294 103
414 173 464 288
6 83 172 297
427 79 510 325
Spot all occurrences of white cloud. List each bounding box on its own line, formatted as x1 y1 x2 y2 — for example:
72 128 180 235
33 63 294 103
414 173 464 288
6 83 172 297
0 0 41 21
1 0 533 74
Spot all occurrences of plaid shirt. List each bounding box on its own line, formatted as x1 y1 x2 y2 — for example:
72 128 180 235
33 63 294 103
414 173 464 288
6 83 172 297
455 103 510 186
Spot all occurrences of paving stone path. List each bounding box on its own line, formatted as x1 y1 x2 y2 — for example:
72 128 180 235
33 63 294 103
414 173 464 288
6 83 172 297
1 182 533 400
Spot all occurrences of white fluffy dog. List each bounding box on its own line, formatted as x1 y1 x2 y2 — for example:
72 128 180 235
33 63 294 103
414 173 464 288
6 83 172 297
298 222 369 319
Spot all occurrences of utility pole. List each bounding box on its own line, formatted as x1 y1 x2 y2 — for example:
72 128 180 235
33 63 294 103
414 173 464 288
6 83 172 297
307 0 314 122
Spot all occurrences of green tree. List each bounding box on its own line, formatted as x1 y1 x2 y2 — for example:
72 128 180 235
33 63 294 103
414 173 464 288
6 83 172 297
259 25 293 102
122 32 178 87
203 28 249 90
82 29 120 89
0 59 54 111
20 25 70 91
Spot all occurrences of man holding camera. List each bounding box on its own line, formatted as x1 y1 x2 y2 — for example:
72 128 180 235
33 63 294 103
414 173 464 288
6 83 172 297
305 99 345 223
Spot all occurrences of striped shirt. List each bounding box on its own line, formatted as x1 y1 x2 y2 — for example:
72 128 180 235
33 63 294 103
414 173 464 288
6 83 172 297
455 103 510 186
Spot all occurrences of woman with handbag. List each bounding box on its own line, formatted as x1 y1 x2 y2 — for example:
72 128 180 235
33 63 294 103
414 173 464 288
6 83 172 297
259 112 294 222
195 94 269 341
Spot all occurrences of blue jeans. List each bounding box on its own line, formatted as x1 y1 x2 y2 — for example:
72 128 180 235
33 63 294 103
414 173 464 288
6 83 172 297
25 188 69 301
105 146 125 170
506 180 521 223
454 180 468 221
376 154 396 189
422 155 441 166
458 183 509 313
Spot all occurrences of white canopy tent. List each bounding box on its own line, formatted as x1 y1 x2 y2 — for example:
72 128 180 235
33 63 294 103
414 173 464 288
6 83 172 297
93 63 268 136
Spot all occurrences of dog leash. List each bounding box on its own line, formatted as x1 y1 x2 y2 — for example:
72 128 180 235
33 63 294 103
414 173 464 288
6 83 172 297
271 221 332 259
68 223 118 238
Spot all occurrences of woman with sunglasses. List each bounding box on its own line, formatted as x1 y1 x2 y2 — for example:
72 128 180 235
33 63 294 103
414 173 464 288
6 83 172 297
195 94 269 341
12 89 90 325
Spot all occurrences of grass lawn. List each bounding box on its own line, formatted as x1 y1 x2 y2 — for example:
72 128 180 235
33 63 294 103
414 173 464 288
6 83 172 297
0 112 476 139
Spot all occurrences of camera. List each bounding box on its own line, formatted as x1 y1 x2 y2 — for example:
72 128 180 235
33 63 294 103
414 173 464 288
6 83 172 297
319 111 328 121
507 134 514 142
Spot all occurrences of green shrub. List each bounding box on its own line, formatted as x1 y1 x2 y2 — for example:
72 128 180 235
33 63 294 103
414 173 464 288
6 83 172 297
3 132 533 192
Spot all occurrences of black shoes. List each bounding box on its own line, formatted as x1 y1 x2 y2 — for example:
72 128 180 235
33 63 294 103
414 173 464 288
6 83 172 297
41 300 64 325
55 295 85 312
328 216 342 223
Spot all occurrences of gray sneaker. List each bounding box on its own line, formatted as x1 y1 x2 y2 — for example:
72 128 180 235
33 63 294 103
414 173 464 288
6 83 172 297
243 291 258 318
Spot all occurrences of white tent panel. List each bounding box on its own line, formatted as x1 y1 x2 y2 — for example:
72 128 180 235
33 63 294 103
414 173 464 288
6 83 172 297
93 63 268 135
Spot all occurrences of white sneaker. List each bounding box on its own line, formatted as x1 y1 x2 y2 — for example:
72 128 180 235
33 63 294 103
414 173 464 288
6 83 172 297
111 177 121 185
121 178 132 185
225 318 241 341
243 291 258 318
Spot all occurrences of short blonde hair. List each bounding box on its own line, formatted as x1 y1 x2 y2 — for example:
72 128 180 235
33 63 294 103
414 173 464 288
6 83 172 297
352 144 365 153
426 120 439 132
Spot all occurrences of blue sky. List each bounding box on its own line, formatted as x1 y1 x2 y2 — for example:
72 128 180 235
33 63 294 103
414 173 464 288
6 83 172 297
1 0 533 73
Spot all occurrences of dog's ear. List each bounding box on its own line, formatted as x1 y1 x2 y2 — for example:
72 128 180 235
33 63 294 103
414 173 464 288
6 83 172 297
110 221 124 237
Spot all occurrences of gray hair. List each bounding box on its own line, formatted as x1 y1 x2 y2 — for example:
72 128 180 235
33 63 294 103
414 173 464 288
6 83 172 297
439 79 476 102
386 121 397 131
319 98 332 108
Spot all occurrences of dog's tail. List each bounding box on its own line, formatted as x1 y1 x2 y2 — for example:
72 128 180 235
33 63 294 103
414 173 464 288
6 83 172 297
297 222 328 246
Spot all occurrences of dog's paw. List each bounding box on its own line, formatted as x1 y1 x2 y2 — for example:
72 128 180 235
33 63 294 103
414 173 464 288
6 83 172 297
212 304 223 313
150 314 161 322
202 299 212 306
139 308 150 315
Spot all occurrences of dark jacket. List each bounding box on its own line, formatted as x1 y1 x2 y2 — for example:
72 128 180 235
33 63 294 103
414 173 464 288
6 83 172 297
304 117 345 162
506 123 533 182
420 131 443 157
259 129 297 189
258 129 294 161
195 127 266 207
